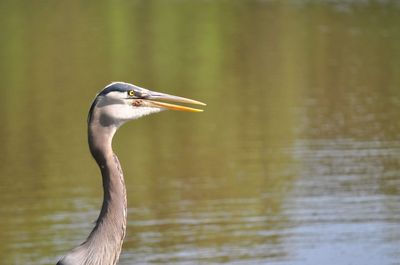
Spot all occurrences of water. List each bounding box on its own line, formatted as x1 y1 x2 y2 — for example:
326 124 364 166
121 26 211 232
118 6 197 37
0 1 399 264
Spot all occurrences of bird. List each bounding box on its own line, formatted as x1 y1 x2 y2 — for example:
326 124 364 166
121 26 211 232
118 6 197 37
57 82 205 265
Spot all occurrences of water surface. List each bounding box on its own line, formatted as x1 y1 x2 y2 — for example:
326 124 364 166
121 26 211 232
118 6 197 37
0 1 399 264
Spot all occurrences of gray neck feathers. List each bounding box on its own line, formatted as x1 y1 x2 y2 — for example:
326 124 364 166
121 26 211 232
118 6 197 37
86 108 127 264
58 107 127 265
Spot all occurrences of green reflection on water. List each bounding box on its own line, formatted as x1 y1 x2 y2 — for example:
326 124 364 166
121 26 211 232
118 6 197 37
0 1 399 264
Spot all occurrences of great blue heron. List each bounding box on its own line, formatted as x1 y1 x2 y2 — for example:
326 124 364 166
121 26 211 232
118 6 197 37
57 82 205 265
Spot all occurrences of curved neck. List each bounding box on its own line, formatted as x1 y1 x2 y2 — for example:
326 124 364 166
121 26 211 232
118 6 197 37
57 116 128 265
88 120 127 212
84 119 127 265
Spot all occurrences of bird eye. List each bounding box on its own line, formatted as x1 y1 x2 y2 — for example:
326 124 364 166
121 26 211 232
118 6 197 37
128 90 135 97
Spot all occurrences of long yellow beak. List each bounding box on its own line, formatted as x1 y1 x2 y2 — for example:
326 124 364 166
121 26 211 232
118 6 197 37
146 91 206 112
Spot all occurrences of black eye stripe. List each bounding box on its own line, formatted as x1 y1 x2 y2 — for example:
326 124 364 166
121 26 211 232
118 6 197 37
99 83 146 97
100 82 133 95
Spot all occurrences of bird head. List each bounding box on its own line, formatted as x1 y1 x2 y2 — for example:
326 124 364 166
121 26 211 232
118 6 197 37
88 82 205 127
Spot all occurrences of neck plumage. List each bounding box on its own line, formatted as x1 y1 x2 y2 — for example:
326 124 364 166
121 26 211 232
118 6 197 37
57 115 127 265
85 120 127 265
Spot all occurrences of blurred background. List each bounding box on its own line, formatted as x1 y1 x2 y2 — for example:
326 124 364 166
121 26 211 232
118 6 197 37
0 1 399 264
